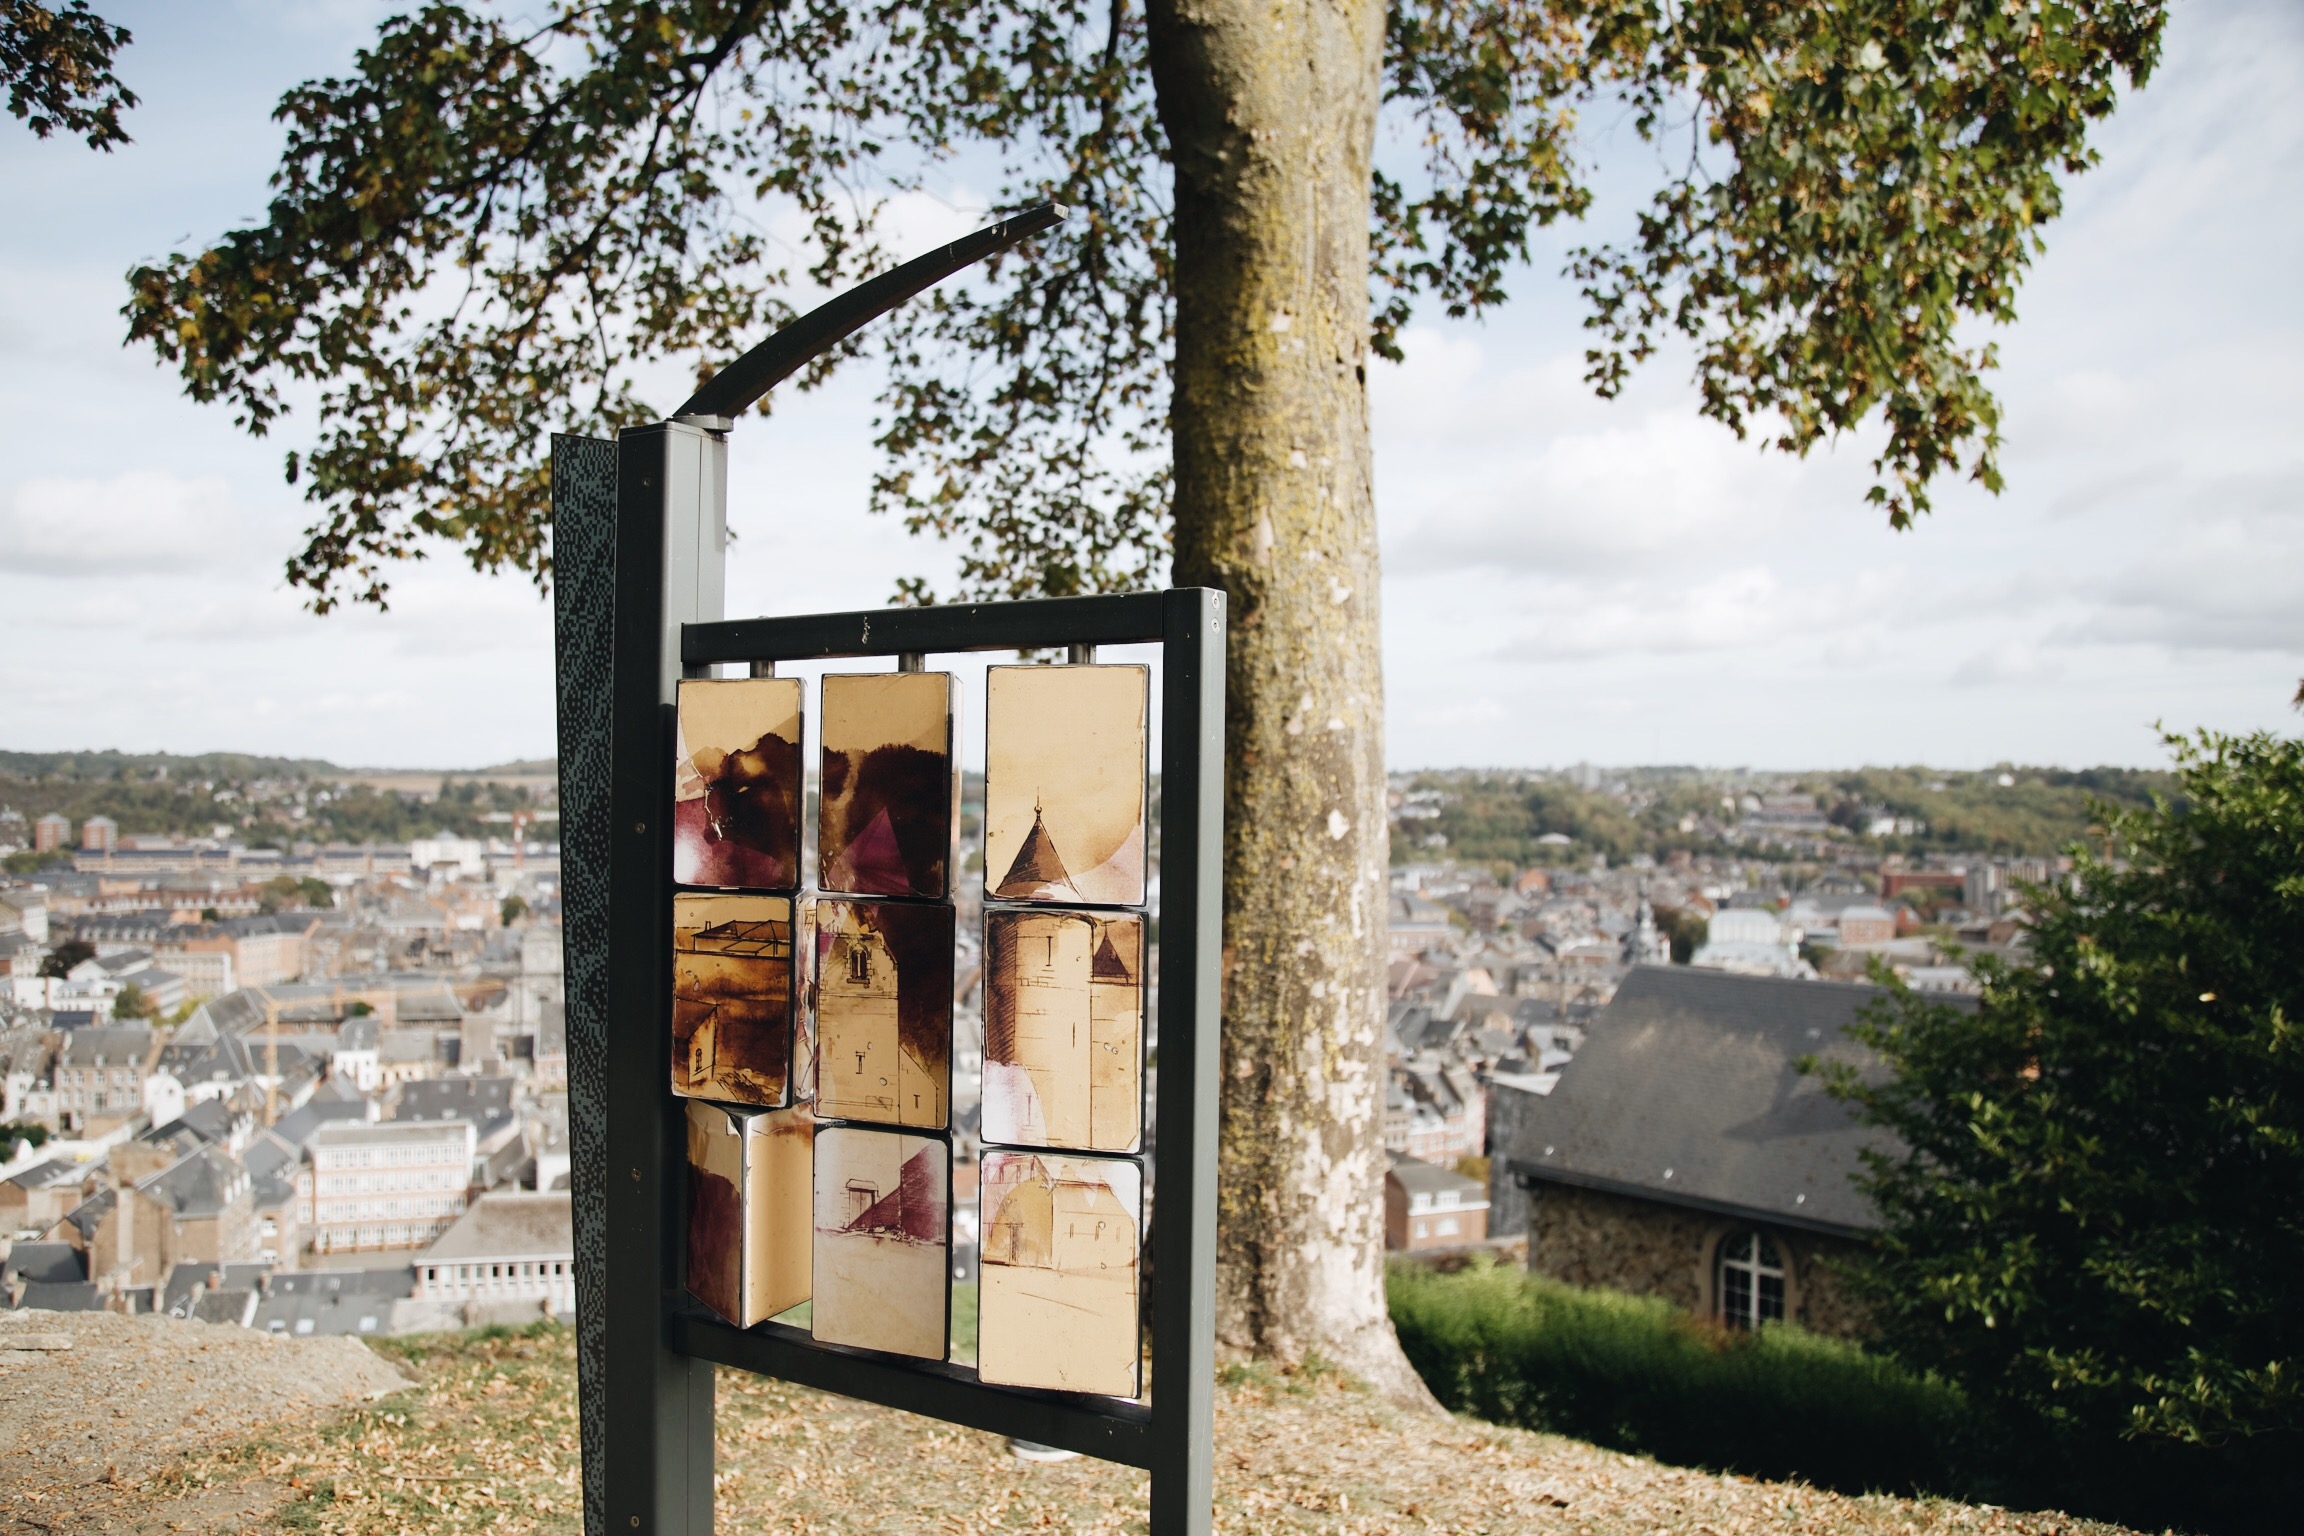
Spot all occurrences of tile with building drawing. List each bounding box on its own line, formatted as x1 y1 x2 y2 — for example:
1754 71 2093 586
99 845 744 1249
810 898 952 1130
684 1098 812 1328
671 894 795 1107
819 671 959 900
981 909 1142 1152
810 1125 947 1360
982 665 1147 908
977 1151 1141 1397
674 677 803 891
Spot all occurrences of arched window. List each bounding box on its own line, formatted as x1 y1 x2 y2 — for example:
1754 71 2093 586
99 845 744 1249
1716 1230 1786 1329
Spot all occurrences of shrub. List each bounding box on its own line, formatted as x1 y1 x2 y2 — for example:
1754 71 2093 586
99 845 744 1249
1825 725 2304 1534
1387 1260 1964 1497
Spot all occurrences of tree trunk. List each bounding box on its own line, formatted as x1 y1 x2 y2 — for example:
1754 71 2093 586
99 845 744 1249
1147 0 1423 1401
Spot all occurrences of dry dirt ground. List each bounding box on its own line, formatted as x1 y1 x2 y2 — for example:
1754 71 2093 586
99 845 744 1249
0 1305 406 1534
0 1318 2142 1536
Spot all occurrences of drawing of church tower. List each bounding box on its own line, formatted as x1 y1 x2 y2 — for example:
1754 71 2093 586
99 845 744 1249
1087 924 1141 1150
994 799 1084 902
985 912 1093 1145
817 908 899 1122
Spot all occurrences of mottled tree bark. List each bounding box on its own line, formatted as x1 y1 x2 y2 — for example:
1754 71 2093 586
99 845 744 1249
1147 0 1422 1399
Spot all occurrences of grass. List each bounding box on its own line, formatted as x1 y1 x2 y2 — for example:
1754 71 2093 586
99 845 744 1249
1388 1259 1967 1498
124 1316 2147 1536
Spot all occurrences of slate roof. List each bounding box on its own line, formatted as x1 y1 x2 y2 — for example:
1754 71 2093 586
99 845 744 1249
14 1281 101 1311
150 1097 241 1147
424 1191 573 1263
137 1146 250 1220
5 1156 98 1197
243 1136 299 1209
3 1240 84 1285
162 1260 272 1318
56 1187 117 1241
1388 1156 1484 1199
59 1026 155 1069
395 1075 514 1125
250 1265 415 1337
1492 966 1945 1237
265 1098 372 1151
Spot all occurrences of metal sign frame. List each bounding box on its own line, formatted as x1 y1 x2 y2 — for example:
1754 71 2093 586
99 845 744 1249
552 413 1224 1536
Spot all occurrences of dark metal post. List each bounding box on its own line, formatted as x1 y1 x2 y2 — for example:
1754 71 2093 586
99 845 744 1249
603 420 727 1535
1150 586 1225 1536
550 433 619 1535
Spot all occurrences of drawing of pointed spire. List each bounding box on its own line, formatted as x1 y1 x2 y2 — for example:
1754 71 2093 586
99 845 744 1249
831 804 909 895
995 796 1081 901
1091 930 1134 983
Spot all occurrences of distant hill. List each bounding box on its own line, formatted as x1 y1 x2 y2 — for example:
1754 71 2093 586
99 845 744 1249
0 749 342 782
1393 763 2177 866
0 751 559 858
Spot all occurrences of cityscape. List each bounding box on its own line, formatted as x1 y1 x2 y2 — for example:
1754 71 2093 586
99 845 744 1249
0 0 2294 1530
0 752 2094 1323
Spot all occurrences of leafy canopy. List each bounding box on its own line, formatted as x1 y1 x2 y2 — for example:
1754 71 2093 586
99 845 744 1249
1 0 134 148
123 0 2163 609
1825 725 2304 1514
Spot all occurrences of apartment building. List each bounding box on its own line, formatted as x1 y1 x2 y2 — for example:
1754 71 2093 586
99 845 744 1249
305 1118 474 1253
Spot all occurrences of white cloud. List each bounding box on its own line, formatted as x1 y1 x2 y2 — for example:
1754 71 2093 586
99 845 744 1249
0 472 248 576
1481 566 1900 662
1952 644 2063 689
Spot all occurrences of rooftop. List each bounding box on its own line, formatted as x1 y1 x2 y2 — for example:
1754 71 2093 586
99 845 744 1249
1492 966 1955 1236
423 1191 573 1263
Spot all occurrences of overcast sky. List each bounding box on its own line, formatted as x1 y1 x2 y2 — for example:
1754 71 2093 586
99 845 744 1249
2 2 2297 772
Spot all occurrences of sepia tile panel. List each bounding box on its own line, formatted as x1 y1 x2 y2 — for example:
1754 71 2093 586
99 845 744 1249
982 909 1143 1153
819 672 959 899
983 665 1148 908
811 898 954 1130
671 893 794 1108
674 677 803 891
684 1098 812 1328
977 1151 1141 1397
811 1126 949 1360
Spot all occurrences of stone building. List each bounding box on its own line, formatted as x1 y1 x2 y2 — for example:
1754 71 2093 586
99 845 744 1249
1489 967 1945 1339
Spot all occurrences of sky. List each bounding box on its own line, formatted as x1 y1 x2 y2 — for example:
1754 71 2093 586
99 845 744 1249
1 2 2297 773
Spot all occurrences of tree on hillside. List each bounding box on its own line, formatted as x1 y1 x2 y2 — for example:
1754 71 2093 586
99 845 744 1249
1826 725 2304 1528
37 938 92 979
125 0 2165 1387
2 0 132 146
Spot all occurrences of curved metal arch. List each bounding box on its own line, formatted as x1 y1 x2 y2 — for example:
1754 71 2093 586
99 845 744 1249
673 202 1068 424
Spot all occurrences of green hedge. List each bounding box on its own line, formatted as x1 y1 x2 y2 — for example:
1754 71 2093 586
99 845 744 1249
1387 1260 1966 1497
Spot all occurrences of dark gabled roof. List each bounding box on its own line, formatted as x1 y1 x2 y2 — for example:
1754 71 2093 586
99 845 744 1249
56 1186 117 1240
1493 966 1948 1237
1388 1156 1483 1198
5 1156 97 1194
265 1266 416 1300
59 1026 155 1068
425 1192 572 1262
264 1097 372 1151
250 1266 414 1338
161 1260 273 1317
14 1280 101 1311
395 1075 514 1124
192 1288 258 1325
138 1146 249 1219
3 1240 85 1285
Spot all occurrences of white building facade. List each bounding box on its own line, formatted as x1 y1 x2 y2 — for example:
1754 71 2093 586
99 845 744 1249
305 1119 474 1253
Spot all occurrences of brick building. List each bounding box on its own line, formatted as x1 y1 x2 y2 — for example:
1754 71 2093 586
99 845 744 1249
1385 1157 1491 1253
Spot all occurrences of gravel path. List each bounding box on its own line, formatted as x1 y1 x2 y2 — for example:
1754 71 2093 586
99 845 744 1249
0 1306 406 1535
